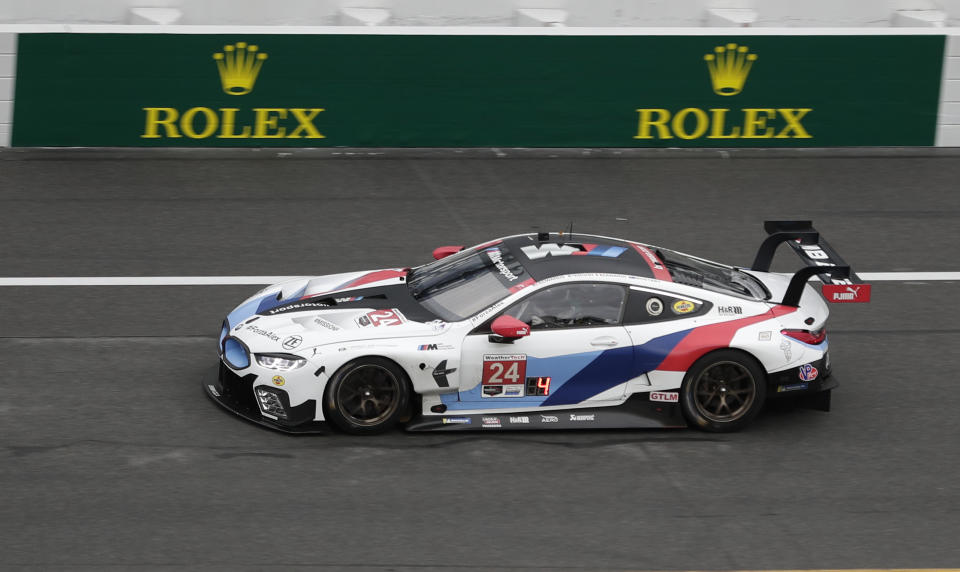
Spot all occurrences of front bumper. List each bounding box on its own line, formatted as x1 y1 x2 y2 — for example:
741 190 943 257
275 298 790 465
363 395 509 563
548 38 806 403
202 362 327 434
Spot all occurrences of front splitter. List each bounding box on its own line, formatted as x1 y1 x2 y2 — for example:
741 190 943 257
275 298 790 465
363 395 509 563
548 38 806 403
201 365 328 434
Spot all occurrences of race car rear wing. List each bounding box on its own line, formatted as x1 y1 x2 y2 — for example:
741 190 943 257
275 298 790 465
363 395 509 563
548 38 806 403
750 220 871 307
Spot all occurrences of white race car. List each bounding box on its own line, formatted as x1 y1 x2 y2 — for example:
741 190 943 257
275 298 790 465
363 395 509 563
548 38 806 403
204 221 870 434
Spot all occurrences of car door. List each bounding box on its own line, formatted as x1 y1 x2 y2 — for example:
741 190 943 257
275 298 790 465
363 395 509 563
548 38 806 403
619 285 711 383
458 282 633 409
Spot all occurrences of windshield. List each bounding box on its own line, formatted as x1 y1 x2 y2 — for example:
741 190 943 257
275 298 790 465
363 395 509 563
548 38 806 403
408 244 528 321
655 248 768 299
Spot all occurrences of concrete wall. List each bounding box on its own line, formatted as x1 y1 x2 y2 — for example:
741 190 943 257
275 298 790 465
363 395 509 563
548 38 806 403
937 34 960 144
2 0 960 27
0 33 14 147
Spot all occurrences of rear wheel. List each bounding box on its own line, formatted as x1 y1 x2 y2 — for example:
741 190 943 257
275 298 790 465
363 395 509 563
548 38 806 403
680 350 766 432
324 357 410 435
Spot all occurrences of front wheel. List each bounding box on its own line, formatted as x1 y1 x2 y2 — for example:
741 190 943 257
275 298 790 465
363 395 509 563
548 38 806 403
680 350 766 432
324 357 410 435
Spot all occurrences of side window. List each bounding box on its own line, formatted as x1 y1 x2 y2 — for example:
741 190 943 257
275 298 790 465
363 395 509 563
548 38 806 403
623 287 711 324
504 283 626 330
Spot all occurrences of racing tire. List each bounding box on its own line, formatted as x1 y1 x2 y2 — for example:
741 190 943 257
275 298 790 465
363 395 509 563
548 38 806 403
680 350 767 433
324 357 411 435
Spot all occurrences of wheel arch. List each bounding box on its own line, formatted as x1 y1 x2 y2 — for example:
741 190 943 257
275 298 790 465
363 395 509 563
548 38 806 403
691 346 769 383
321 354 416 419
679 346 769 432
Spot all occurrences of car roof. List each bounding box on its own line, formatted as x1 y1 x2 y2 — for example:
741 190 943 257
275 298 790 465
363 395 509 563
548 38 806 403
500 233 658 282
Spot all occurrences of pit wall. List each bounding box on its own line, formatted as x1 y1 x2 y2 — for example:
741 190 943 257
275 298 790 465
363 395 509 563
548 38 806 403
4 26 960 148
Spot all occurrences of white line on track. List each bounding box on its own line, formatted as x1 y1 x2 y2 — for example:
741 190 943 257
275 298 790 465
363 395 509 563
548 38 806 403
0 272 958 286
0 276 303 286
857 272 960 281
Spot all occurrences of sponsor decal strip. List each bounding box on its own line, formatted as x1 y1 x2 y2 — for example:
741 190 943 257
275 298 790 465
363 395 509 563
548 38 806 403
0 272 957 287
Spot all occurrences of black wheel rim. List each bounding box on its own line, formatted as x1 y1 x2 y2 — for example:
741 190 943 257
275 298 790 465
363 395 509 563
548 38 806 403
692 361 756 423
335 364 400 426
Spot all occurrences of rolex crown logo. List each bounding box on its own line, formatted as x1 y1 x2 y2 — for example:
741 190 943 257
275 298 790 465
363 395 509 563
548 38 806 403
704 43 757 96
213 42 268 96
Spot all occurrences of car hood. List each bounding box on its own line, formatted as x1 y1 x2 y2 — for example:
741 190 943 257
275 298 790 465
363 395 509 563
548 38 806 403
223 268 450 352
231 306 450 353
225 268 408 326
261 268 411 304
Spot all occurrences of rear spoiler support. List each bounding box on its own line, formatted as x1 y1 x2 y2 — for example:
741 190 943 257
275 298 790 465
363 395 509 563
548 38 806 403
782 266 850 308
750 220 871 306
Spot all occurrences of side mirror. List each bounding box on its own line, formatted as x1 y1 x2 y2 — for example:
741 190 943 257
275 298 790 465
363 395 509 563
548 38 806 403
489 315 530 344
432 246 464 260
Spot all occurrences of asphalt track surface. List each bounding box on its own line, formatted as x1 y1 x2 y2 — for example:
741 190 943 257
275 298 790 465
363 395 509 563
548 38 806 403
1 148 958 571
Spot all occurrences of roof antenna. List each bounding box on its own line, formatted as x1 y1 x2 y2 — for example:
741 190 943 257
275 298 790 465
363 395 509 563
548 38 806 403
568 220 574 240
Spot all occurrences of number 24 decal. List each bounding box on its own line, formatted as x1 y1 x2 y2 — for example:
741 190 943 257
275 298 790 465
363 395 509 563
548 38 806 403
487 362 521 384
366 309 404 327
482 356 527 385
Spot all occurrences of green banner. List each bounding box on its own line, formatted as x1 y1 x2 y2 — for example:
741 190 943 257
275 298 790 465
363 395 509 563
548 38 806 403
12 33 945 147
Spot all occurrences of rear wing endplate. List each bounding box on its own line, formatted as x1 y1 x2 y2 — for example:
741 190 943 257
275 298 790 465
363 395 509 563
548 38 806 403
750 220 871 307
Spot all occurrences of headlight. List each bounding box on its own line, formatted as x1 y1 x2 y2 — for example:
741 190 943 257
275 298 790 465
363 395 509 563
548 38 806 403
219 321 229 352
223 338 250 370
255 353 307 371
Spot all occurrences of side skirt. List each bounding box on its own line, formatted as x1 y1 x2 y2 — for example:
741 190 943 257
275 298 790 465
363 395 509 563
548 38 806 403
403 394 687 431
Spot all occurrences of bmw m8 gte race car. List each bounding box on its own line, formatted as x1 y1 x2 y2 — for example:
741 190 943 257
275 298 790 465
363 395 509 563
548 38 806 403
204 221 870 434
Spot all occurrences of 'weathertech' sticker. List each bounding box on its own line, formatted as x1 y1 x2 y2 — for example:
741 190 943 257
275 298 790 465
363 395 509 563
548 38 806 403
482 354 527 385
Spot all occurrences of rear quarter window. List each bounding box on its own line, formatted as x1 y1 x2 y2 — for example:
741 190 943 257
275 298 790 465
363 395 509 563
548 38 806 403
623 288 712 325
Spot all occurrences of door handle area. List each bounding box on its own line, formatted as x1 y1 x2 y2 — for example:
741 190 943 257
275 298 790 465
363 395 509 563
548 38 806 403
590 337 619 347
